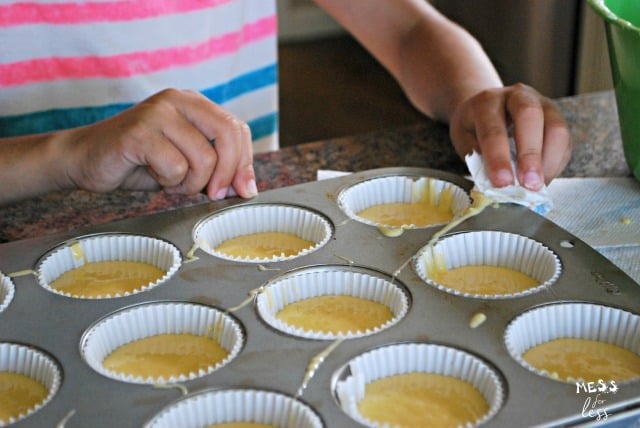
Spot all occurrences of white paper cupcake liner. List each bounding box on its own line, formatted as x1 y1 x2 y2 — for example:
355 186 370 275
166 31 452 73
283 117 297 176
36 233 182 299
192 203 333 263
333 342 504 428
0 342 62 426
255 265 410 340
80 302 244 385
0 273 15 315
413 230 561 299
504 302 640 383
337 175 471 230
144 388 323 428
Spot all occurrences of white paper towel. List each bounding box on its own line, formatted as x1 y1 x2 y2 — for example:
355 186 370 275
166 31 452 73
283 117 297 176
465 151 553 215
546 177 640 285
546 177 640 247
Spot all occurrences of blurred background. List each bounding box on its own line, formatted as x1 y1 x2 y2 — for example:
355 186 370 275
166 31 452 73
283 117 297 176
277 0 613 147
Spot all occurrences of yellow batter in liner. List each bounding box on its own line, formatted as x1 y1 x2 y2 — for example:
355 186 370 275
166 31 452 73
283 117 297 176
206 423 276 428
276 295 393 335
215 232 314 259
102 333 229 379
357 180 455 229
522 338 640 382
0 371 48 424
358 372 489 428
50 260 164 297
429 264 538 295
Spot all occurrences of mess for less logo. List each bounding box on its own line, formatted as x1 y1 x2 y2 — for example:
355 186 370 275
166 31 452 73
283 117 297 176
576 380 619 422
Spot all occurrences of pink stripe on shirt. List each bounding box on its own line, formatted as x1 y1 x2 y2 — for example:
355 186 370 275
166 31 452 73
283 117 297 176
0 15 277 87
0 0 232 26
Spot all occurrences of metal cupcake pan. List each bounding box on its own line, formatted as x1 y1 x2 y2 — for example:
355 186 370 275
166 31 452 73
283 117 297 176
0 167 639 427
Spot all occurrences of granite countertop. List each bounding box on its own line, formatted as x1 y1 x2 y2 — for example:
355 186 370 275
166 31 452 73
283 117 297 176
0 90 630 243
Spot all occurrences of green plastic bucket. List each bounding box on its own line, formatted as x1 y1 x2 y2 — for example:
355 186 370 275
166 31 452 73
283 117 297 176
588 0 640 180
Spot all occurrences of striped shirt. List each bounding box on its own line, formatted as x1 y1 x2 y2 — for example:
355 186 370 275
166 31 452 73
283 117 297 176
0 0 279 153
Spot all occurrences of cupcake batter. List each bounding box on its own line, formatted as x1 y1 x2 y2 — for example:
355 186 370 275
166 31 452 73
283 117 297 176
428 264 538 295
102 333 228 379
522 338 640 382
215 232 314 259
276 295 393 334
357 372 489 427
357 180 454 228
358 201 453 227
207 424 276 428
50 261 164 297
0 371 48 424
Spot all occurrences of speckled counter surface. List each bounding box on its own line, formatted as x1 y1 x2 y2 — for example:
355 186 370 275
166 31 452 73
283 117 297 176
0 90 631 243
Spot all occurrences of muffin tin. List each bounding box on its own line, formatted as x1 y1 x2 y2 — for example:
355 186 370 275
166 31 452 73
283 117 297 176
1 167 639 427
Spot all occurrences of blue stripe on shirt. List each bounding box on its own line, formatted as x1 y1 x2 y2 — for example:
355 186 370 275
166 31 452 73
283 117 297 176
248 112 278 141
0 64 278 142
201 63 277 105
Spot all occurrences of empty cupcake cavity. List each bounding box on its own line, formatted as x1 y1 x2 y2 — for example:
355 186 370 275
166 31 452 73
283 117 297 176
0 273 15 314
333 342 504 428
255 265 410 340
505 302 640 384
80 302 244 384
36 233 182 299
144 388 323 428
0 342 61 426
337 175 470 230
192 203 333 263
414 230 561 299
